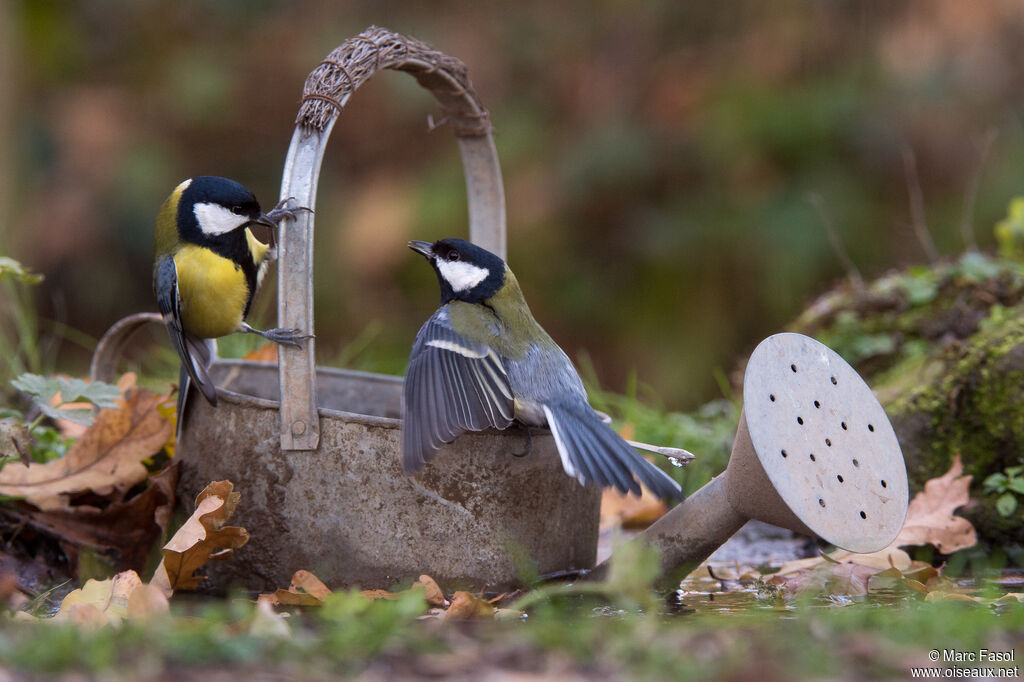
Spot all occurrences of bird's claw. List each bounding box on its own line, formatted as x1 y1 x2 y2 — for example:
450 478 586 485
253 326 314 348
264 197 313 225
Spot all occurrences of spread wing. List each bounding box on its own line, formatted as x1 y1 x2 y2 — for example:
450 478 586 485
401 308 515 473
154 255 218 412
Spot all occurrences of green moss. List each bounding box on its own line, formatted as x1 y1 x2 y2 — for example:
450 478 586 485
885 311 1024 491
790 256 1024 549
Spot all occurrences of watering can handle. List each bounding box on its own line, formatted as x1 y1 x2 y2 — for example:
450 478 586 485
276 26 507 451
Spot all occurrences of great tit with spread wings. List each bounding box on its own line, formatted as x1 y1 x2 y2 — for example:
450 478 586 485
402 238 682 501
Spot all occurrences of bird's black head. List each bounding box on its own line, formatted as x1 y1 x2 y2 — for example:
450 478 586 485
176 176 265 246
409 238 506 304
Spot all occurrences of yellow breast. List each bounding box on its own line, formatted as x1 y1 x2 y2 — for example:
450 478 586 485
174 245 249 339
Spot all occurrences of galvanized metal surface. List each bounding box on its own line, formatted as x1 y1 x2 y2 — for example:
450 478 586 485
90 312 164 384
595 333 909 585
741 333 908 552
177 362 599 591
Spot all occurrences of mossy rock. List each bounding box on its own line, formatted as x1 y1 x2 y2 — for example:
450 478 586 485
788 253 1024 547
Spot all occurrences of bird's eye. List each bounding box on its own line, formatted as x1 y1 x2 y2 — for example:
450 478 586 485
230 205 245 215
448 250 461 262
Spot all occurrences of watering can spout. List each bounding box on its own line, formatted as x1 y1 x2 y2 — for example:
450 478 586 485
593 333 909 589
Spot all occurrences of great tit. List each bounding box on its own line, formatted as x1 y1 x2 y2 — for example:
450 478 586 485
402 238 682 501
152 176 308 423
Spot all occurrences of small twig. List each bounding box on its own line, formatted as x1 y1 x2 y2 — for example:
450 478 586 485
902 146 940 263
626 440 695 464
959 128 998 253
807 193 865 295
706 564 728 592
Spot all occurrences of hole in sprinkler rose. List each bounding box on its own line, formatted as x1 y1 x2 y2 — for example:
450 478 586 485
797 416 804 425
781 449 788 458
859 511 867 519
809 453 816 462
831 376 838 385
881 479 887 488
868 423 875 432
837 475 844 483
825 438 832 447
770 394 775 402
852 458 860 468
819 498 826 508
841 422 848 430
814 400 821 409
791 364 797 373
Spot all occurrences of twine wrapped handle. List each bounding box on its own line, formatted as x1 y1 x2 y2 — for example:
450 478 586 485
277 26 507 451
297 26 492 138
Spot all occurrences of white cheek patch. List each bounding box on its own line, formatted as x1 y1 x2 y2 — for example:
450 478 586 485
436 260 489 292
194 202 247 236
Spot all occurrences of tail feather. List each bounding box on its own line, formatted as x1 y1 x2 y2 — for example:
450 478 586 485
543 402 682 501
176 336 216 439
183 334 217 406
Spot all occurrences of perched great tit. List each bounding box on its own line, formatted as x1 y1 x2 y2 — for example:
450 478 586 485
402 238 682 501
152 176 307 422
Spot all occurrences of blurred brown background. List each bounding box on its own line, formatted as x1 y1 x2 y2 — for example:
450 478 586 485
2 1 1024 409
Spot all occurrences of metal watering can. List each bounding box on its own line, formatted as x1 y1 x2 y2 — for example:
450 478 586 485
94 27 600 592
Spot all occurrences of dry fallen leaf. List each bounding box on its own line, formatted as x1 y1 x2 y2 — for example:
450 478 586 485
767 559 877 598
359 589 399 601
600 488 669 531
0 388 172 511
150 481 249 597
893 455 977 553
126 583 170 621
417 574 447 607
445 591 495 620
769 457 979 599
261 569 333 606
830 547 912 572
54 570 154 626
14 463 179 573
358 574 448 607
242 344 279 363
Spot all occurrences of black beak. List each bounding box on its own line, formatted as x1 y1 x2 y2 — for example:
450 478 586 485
408 240 433 258
251 213 278 229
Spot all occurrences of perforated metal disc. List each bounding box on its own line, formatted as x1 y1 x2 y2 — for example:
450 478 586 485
742 333 908 553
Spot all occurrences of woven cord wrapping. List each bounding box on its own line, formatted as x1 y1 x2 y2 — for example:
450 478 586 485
297 26 491 138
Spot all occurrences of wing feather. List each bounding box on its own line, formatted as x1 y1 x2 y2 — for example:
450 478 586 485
402 309 515 473
154 256 218 415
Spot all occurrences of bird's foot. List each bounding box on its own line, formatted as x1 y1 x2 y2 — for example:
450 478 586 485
264 197 313 225
241 323 313 348
511 425 534 458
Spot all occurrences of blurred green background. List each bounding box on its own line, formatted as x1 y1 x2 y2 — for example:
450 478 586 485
2 0 1024 410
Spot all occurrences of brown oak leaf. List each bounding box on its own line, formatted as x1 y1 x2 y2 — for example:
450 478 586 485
150 481 248 597
260 569 333 606
0 388 172 511
445 591 495 620
894 454 977 553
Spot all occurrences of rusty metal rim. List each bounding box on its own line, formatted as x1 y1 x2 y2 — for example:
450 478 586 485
211 360 405 429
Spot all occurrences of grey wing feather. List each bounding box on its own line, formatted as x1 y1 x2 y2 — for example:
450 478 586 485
402 310 515 473
543 402 682 501
154 256 218 410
